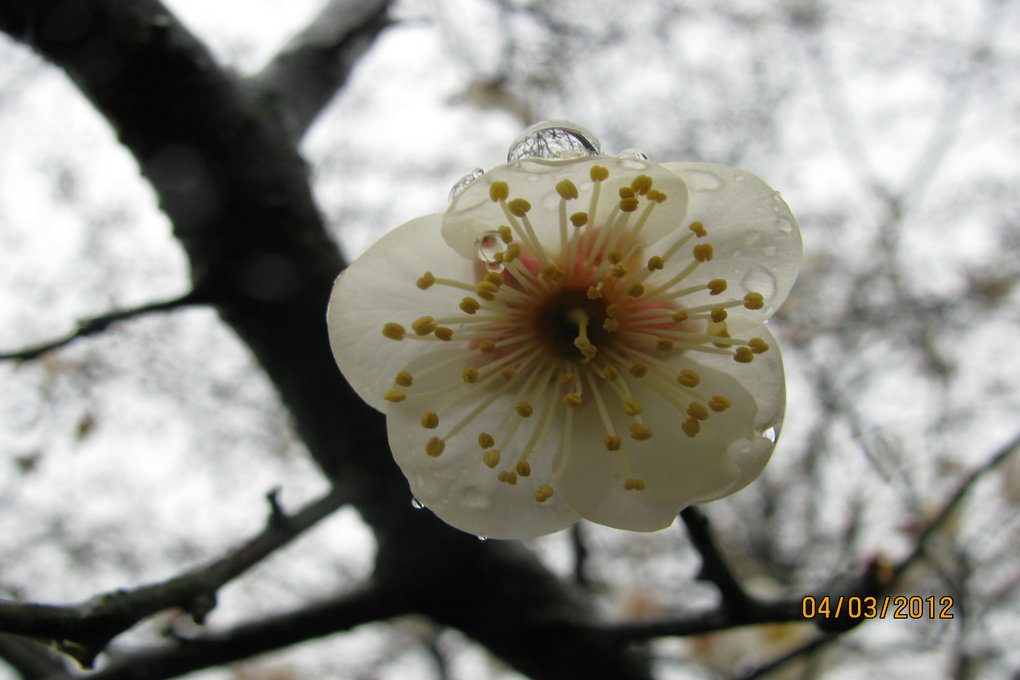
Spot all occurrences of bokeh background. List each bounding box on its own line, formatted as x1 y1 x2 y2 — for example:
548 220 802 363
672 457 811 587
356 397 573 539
2 0 1018 677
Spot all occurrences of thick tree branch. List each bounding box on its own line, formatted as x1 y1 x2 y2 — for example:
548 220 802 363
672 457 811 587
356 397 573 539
252 0 391 141
0 292 201 361
0 486 351 668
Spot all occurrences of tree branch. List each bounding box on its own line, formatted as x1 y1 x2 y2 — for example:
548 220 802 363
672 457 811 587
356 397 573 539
252 0 392 141
0 292 201 361
0 486 351 668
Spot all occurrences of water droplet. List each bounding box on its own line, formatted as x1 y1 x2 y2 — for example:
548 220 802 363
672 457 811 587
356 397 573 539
475 231 507 272
411 498 424 510
761 426 777 443
618 148 648 160
774 216 795 234
507 120 601 163
477 535 489 542
449 168 484 203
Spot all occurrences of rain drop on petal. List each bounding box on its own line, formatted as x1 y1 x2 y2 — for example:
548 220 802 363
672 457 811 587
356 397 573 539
507 120 602 163
475 231 508 272
449 167 484 203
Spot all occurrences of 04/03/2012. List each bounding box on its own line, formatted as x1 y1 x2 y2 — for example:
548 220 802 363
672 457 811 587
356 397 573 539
802 595 955 620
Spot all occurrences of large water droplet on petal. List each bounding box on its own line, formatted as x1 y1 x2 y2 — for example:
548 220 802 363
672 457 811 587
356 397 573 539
618 148 649 160
507 120 602 163
449 167 484 203
475 231 508 272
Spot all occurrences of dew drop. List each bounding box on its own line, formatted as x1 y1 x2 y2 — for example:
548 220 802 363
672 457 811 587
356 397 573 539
761 426 777 443
475 231 507 273
411 497 424 510
507 120 601 163
477 535 489 542
618 148 649 160
774 216 795 234
449 167 484 203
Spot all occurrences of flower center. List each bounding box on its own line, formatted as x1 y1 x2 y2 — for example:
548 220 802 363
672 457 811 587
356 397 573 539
535 292 608 360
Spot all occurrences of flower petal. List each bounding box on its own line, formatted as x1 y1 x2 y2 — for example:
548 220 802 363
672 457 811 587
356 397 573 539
659 163 801 333
557 325 785 531
327 214 473 412
444 157 689 260
384 349 581 539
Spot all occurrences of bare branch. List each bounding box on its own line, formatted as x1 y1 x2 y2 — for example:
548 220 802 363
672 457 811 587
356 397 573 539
0 292 201 362
0 486 351 668
0 634 67 679
251 0 391 141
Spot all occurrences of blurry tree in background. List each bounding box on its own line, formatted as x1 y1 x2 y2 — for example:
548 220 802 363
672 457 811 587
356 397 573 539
1 0 1018 678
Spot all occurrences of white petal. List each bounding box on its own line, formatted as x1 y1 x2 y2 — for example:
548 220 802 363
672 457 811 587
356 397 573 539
385 350 580 539
327 214 474 412
659 163 802 333
557 326 786 531
443 157 688 260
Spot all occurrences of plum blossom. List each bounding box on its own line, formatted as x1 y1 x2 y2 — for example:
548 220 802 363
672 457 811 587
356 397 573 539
327 122 801 539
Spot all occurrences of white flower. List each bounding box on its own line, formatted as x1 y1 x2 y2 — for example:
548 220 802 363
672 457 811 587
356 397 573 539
328 123 801 540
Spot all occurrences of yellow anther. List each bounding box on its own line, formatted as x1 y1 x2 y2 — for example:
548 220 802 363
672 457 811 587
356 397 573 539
630 362 648 378
656 338 675 352
606 303 622 318
707 278 728 295
478 432 495 448
507 197 531 216
607 251 624 264
605 435 622 451
416 272 435 289
564 393 583 408
516 402 534 418
603 365 621 381
623 478 646 491
479 341 497 353
689 221 707 237
647 256 665 271
395 371 413 387
570 212 589 227
434 326 453 341
497 225 513 243
497 471 518 485
483 449 501 469
687 402 709 420
485 271 504 286
420 412 439 429
560 373 578 386
710 307 728 323
646 189 667 203
586 285 602 300
708 395 731 412
489 181 509 202
578 343 598 359
460 297 481 314
631 174 653 195
475 281 499 300
611 264 627 278
541 264 565 280
627 282 645 297
620 197 640 212
382 322 406 340
426 436 445 457
602 318 620 332
681 418 700 438
534 485 554 503
622 398 642 416
590 165 609 182
693 243 714 262
743 292 765 310
676 369 700 387
412 316 436 335
619 186 635 199
556 179 579 200
516 461 532 477
500 367 516 381
630 423 653 440
462 366 479 383
383 389 406 403
504 243 522 262
734 346 755 363
671 310 689 323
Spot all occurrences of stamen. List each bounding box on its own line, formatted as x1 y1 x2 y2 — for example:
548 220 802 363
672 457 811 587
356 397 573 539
416 272 436 289
395 371 414 387
382 323 406 340
420 412 439 429
426 436 445 457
